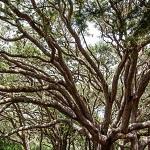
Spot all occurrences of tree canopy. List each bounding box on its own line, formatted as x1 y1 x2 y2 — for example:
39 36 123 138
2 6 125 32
0 0 150 149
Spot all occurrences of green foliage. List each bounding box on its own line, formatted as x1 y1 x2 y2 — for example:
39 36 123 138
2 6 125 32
74 2 88 32
13 41 41 56
145 48 150 56
0 140 22 150
0 62 9 70
90 43 118 67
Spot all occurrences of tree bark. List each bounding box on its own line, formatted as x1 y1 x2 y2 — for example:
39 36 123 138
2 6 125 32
148 128 150 150
22 139 30 150
101 139 113 150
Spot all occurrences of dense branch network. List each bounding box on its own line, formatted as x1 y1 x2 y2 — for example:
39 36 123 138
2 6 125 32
0 0 150 149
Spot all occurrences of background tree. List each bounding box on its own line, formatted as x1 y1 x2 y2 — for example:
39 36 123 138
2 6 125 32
0 0 150 149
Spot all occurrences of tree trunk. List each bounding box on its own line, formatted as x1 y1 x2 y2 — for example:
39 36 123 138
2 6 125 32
101 140 113 150
130 139 138 150
101 145 112 150
61 138 68 150
22 140 30 150
148 128 150 150
22 132 30 150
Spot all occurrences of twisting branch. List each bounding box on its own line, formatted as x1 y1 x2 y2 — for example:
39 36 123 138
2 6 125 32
0 34 25 42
